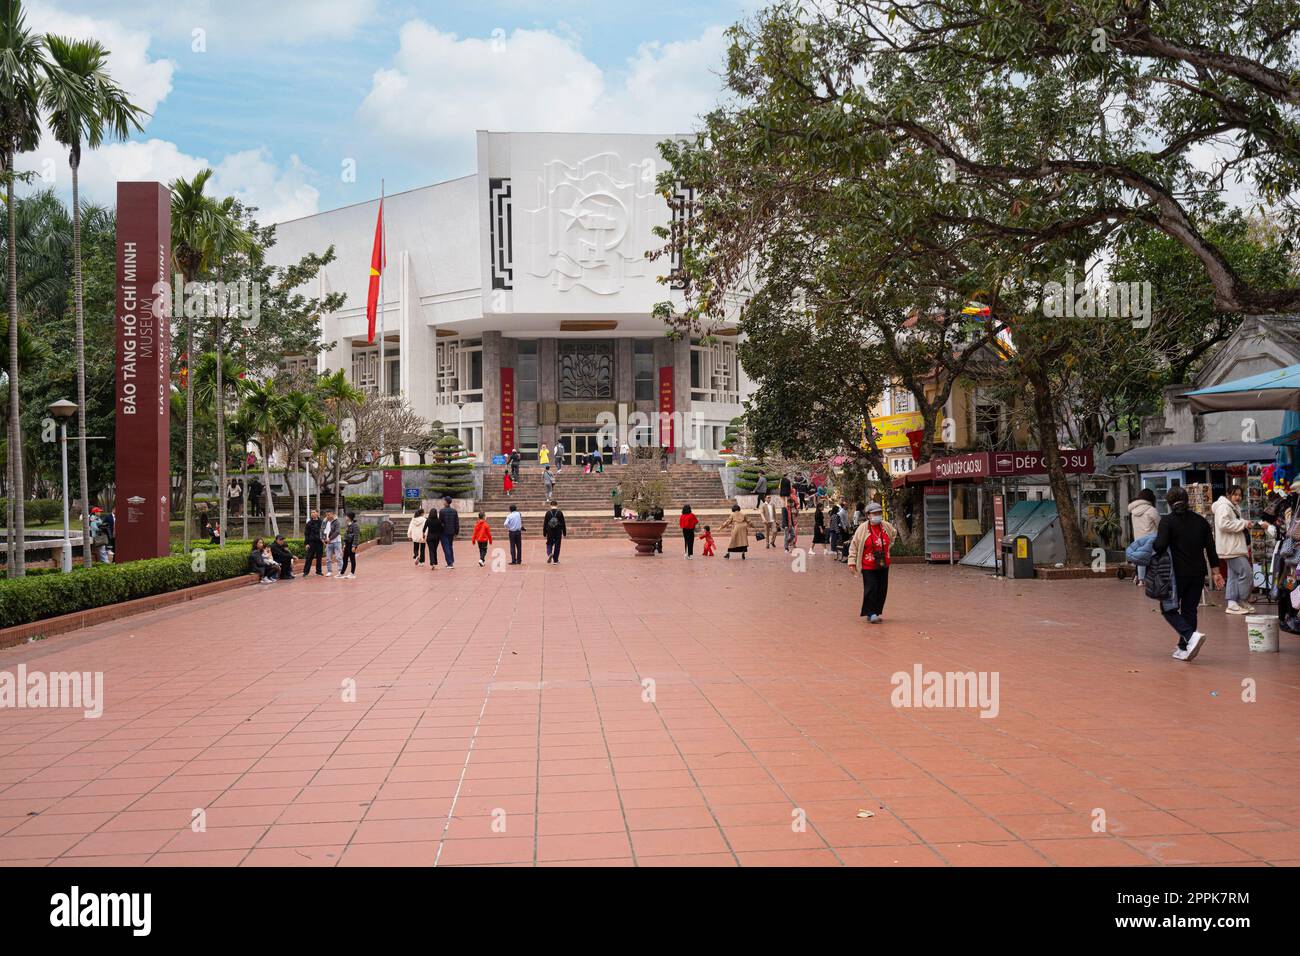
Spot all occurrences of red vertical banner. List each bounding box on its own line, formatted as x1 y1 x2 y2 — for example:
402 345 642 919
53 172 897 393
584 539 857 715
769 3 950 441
658 366 674 452
500 367 516 454
382 469 402 506
115 182 172 562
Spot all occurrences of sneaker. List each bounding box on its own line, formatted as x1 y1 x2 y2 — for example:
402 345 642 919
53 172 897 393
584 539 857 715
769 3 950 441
1226 602 1249 614
1184 630 1208 661
325 571 333 577
868 614 880 623
1171 647 1190 661
479 560 484 567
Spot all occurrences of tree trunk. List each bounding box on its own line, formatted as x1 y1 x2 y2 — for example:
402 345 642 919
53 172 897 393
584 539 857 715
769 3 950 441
241 459 248 540
215 317 226 547
71 158 94 568
182 269 194 556
6 148 26 576
291 446 300 538
262 452 279 536
1027 362 1088 565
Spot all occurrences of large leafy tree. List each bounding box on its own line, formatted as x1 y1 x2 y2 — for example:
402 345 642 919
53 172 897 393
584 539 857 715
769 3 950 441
42 34 145 567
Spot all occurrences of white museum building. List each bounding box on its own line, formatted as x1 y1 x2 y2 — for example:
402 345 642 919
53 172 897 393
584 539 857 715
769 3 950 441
269 130 751 465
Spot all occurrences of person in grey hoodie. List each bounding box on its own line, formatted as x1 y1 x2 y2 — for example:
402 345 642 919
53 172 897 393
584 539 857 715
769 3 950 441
322 510 342 577
1127 489 1160 584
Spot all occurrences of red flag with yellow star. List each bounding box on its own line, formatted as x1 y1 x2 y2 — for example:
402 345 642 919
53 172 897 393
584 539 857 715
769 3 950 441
366 199 385 343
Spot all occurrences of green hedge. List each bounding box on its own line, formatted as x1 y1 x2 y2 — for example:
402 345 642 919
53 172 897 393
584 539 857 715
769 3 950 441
0 498 63 526
340 493 383 511
735 462 782 493
1 528 377 629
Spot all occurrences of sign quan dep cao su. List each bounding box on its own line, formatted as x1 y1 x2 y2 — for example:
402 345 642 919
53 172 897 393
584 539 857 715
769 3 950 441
114 182 172 561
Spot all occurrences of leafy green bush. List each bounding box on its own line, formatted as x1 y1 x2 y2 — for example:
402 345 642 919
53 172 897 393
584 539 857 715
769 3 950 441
426 434 474 500
0 498 63 526
735 462 782 493
340 493 383 510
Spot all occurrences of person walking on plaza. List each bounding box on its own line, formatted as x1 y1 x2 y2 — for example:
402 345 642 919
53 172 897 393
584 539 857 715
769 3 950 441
849 502 892 623
783 495 799 551
827 501 844 559
620 441 629 466
554 439 565 474
472 511 493 566
322 510 342 577
754 472 768 504
611 482 623 519
759 496 779 549
1152 485 1223 661
1127 488 1160 585
505 504 524 565
438 496 460 569
270 534 295 580
539 444 550 468
543 464 555 504
304 509 324 576
680 504 698 558
1213 484 1260 614
719 504 750 560
700 525 716 556
812 502 826 556
340 512 359 579
1269 480 1300 632
544 501 567 564
408 507 428 566
509 448 521 484
503 469 514 498
425 503 441 569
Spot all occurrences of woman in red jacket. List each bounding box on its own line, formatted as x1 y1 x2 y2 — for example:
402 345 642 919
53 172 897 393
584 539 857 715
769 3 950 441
679 504 699 558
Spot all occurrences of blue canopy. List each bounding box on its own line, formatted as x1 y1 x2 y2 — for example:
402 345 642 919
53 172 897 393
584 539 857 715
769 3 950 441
1186 364 1300 413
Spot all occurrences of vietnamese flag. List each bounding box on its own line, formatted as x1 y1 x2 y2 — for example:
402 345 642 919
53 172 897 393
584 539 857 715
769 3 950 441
366 199 385 343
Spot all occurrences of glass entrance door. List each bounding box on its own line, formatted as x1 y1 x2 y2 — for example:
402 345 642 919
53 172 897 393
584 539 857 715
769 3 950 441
563 430 601 466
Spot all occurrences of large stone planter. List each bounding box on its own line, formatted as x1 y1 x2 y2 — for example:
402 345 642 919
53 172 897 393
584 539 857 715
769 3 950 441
621 520 667 556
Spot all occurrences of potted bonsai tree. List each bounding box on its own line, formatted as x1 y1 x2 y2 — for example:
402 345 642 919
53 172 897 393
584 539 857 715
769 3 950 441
620 453 670 555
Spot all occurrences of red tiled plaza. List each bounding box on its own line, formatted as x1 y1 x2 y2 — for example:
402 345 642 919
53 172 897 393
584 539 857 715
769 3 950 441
2 539 1299 868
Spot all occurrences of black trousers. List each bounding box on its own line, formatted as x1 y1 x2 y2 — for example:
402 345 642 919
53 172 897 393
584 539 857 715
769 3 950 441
277 558 294 579
304 541 323 575
1162 576 1203 647
342 543 356 574
546 535 562 562
509 530 522 564
478 541 489 563
861 567 889 617
412 540 426 563
426 535 439 565
683 528 695 556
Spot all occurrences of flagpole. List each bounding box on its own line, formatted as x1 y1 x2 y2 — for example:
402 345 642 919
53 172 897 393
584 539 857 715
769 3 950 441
378 178 386 463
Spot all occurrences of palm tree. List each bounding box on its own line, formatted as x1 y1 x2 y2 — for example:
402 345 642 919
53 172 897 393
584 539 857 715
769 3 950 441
227 410 255 541
240 380 286 536
170 168 250 555
1 312 42 563
275 390 323 538
315 369 362 513
43 34 145 568
309 423 340 518
0 0 72 575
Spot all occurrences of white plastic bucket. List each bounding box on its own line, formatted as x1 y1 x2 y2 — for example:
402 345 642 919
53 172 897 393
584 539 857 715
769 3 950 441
1245 615 1279 653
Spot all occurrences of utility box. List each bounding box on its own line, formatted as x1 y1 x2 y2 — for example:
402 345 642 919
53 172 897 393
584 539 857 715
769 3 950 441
1006 534 1034 578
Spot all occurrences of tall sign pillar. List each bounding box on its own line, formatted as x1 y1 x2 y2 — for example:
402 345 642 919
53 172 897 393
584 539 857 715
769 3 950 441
114 182 172 561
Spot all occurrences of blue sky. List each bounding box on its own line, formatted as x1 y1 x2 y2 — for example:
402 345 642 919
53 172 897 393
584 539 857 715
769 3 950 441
21 0 758 221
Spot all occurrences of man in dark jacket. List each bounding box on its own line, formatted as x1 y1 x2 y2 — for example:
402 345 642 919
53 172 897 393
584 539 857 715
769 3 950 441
544 501 567 564
438 497 461 568
303 510 323 576
270 534 295 580
1152 485 1224 661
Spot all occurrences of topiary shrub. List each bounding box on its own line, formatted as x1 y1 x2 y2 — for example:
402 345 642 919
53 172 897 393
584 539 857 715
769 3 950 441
735 461 781 493
426 434 474 501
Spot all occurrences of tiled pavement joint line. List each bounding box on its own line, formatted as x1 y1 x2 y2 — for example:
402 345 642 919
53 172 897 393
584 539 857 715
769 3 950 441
432 580 516 868
531 562 548 868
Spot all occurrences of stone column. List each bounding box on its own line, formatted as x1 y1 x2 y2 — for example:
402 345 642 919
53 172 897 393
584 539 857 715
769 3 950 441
616 338 633 448
483 330 503 460
673 337 691 463
539 337 558 449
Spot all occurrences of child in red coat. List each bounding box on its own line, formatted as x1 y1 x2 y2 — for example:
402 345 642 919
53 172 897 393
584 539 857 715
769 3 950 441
472 511 493 566
700 525 716 557
503 472 513 497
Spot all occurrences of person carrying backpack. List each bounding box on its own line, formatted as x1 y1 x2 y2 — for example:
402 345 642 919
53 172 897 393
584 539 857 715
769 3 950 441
544 501 567 564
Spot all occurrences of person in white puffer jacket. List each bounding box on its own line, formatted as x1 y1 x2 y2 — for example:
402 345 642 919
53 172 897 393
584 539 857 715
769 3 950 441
1212 485 1261 614
407 508 428 566
1127 490 1160 583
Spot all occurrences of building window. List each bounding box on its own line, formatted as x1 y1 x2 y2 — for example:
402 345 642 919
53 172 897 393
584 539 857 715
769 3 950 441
634 340 655 401
518 424 539 459
351 348 401 396
690 339 739 403
517 340 538 402
973 389 1004 449
435 339 484 403
891 387 914 414
282 355 310 377
559 341 614 400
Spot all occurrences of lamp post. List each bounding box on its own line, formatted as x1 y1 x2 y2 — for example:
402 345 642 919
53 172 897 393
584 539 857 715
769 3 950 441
456 400 466 459
48 399 78 573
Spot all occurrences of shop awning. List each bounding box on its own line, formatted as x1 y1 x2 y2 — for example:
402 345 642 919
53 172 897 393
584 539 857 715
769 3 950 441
1111 441 1277 466
893 460 932 488
1185 364 1300 413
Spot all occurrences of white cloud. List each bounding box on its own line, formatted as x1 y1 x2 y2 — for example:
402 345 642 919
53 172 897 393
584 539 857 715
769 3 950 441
210 149 320 223
357 21 729 156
